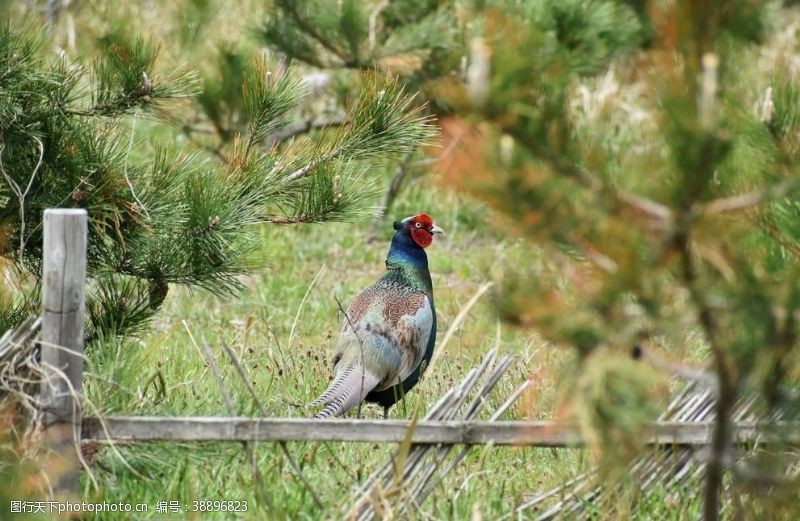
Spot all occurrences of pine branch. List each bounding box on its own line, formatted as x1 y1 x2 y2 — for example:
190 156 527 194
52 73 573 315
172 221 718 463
755 217 800 261
259 215 315 224
0 137 44 259
265 113 348 147
73 34 200 118
0 22 434 343
264 160 378 225
278 0 354 66
367 152 413 239
283 163 315 183
241 57 299 162
678 225 737 521
260 1 455 73
272 74 434 186
702 177 800 215
509 129 673 226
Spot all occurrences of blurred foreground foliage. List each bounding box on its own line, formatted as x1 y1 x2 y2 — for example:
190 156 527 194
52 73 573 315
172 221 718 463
433 0 800 518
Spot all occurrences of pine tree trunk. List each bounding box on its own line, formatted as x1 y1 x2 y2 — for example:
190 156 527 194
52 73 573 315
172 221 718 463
703 360 735 520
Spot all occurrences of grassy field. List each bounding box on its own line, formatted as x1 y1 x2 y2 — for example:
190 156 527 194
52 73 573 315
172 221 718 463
76 165 710 519
79 177 594 520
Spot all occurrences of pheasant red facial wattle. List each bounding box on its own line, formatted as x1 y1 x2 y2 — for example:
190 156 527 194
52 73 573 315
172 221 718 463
408 213 434 248
406 213 444 249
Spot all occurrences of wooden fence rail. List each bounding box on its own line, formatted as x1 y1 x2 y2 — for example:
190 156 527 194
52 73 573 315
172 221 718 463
81 417 800 446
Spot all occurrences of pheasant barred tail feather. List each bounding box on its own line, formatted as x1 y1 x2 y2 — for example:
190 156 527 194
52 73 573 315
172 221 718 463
309 365 354 407
312 366 380 418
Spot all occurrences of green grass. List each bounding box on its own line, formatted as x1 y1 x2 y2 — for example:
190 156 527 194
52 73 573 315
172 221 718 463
80 177 585 520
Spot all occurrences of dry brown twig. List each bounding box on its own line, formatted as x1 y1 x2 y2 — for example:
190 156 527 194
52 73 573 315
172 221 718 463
190 321 324 510
349 347 525 521
0 137 45 259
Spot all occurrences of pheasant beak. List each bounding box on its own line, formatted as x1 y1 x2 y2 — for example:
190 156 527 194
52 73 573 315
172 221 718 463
431 224 445 236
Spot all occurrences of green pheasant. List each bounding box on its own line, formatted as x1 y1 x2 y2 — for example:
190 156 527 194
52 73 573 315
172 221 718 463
312 214 444 419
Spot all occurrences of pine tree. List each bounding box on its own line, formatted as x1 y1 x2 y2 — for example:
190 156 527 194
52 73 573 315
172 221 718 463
252 0 462 225
0 23 433 342
436 1 799 518
257 0 457 79
251 1 653 227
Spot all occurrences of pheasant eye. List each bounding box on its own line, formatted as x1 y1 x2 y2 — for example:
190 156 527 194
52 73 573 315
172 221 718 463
415 222 422 228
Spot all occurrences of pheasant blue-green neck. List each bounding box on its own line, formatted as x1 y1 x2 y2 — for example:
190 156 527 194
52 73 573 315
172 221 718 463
385 228 433 294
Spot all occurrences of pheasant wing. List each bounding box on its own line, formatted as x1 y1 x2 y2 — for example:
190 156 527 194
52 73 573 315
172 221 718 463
311 281 433 416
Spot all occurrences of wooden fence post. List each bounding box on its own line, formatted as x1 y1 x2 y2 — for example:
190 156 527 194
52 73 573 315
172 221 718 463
40 208 88 496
